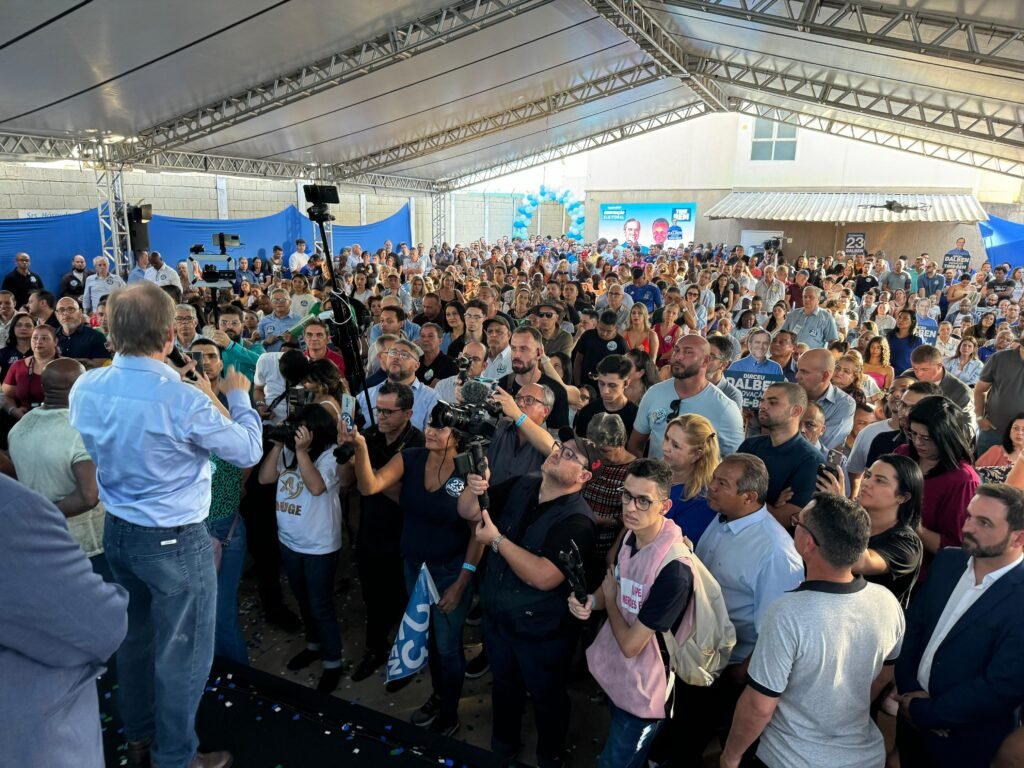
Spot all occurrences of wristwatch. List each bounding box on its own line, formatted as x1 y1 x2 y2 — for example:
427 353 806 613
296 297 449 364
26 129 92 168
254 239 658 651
490 534 505 554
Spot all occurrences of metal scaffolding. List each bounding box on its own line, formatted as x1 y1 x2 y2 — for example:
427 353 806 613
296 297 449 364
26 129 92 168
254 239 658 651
441 100 709 189
431 191 450 245
581 0 729 111
660 0 1024 73
334 62 667 175
131 0 554 157
94 162 132 274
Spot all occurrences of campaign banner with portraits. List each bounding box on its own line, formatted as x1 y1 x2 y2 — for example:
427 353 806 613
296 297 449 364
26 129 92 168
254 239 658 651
598 203 697 249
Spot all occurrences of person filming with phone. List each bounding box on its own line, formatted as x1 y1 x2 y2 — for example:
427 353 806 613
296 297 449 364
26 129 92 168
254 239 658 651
69 281 263 768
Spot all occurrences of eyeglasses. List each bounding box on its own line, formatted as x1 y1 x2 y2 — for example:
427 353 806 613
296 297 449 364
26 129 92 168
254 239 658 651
270 297 289 303
375 407 406 417
174 316 195 323
790 514 820 544
619 487 665 512
551 441 589 469
459 355 483 365
514 395 547 408
465 313 485 321
55 307 78 314
386 349 415 361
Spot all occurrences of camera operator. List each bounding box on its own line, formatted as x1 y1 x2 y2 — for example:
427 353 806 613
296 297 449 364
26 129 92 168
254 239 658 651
68 281 263 768
485 383 557 485
434 341 487 404
337 382 425 685
345 405 483 737
458 429 599 767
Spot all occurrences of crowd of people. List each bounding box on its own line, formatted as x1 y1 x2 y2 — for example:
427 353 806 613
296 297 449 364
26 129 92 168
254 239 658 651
2 232 1024 768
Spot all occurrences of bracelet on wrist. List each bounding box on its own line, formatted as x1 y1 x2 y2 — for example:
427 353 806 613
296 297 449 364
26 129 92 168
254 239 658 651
514 412 527 428
461 562 477 573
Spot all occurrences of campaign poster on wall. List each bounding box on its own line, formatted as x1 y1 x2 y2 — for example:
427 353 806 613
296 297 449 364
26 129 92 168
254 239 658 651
599 203 697 248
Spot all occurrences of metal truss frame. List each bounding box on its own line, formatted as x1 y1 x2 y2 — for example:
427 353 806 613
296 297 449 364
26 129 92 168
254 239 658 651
581 0 728 111
440 100 708 189
95 163 132 273
334 62 667 175
131 0 553 157
431 191 450 244
698 56 1024 151
659 0 1024 73
735 99 1024 179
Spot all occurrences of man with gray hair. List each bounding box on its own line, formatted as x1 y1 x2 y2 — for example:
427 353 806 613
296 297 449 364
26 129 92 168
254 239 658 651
434 340 487 405
671 453 803 766
780 285 839 349
82 256 125 315
722 492 904 768
363 337 438 430
69 281 263 768
485 381 557 485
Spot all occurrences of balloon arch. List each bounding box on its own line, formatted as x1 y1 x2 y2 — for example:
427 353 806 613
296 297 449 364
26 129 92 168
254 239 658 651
512 186 585 241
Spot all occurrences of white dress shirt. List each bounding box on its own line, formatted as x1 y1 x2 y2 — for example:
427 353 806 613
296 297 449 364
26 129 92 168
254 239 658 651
917 554 1024 692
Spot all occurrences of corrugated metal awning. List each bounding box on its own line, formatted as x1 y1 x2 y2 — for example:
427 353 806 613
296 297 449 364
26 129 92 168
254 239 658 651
704 192 987 223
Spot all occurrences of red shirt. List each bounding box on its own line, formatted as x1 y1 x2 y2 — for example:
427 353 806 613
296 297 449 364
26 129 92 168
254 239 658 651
306 348 345 377
3 356 47 409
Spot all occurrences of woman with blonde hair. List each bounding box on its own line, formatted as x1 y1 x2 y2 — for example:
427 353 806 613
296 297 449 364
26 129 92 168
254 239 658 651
622 302 659 359
510 287 533 324
660 414 720 545
833 352 868 405
406 275 428 315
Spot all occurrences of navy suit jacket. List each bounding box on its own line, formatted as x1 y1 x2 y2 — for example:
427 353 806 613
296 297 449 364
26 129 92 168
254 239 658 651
895 547 1024 767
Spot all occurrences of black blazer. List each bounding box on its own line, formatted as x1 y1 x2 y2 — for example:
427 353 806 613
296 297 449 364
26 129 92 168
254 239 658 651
895 547 1024 768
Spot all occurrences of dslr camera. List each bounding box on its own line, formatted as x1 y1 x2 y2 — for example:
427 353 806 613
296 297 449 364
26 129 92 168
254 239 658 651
263 387 316 449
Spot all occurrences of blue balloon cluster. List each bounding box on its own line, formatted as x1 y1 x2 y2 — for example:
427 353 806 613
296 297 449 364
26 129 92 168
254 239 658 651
512 186 585 241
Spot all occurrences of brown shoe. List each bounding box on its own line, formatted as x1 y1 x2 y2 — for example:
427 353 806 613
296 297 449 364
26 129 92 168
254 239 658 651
189 751 234 768
126 737 152 767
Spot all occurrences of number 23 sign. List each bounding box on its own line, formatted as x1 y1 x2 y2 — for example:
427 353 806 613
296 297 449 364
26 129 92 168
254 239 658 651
844 232 866 257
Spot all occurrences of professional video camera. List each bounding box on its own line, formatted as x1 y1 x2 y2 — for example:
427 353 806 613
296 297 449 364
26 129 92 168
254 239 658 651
431 378 503 440
263 387 316 449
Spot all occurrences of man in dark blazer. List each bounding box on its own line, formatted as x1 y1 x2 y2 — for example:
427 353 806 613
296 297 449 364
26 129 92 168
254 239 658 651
895 483 1024 768
0 475 128 767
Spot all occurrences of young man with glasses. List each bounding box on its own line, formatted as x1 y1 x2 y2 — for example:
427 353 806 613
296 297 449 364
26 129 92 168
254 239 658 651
568 458 693 768
338 382 424 688
362 338 438 431
459 427 599 768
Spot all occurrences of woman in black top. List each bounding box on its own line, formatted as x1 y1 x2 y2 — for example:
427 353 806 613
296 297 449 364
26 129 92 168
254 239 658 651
349 405 481 736
0 312 34 382
819 453 923 606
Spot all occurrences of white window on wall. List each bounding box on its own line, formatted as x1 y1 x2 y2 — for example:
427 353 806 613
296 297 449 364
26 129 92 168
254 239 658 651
751 118 797 161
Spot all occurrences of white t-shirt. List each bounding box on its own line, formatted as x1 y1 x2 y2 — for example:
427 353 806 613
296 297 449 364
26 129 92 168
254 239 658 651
289 251 309 273
254 351 286 424
145 265 182 290
291 293 317 317
275 449 342 555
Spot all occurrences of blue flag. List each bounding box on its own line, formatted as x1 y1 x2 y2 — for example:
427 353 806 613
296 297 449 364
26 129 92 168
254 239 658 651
386 563 439 682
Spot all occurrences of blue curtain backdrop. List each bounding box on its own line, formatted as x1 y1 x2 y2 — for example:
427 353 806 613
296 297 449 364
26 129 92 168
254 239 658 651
979 215 1024 269
0 204 412 292
0 209 101 295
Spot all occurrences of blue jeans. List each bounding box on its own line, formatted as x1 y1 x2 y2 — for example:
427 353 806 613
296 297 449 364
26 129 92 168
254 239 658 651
103 514 216 768
598 701 664 768
206 515 249 666
404 558 474 723
279 544 342 666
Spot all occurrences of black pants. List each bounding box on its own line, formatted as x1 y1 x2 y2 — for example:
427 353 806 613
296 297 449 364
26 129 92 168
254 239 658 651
484 616 577 767
653 669 757 768
241 469 285 611
356 549 408 657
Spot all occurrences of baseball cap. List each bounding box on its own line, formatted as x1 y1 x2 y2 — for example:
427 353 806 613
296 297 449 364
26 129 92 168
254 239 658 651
533 300 563 316
557 427 603 477
484 315 511 332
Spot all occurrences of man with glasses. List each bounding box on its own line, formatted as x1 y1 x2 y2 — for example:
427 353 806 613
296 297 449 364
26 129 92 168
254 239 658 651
670 454 802 768
534 300 574 360
864 381 942 469
363 338 438 430
434 341 487 405
338 381 424 687
459 427 599 768
598 284 631 331
54 297 110 369
485 382 557 486
255 288 302 352
172 303 201 353
722 493 903 768
678 285 708 333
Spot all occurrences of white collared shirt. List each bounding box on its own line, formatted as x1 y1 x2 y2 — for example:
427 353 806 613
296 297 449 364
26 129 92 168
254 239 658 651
917 554 1024 692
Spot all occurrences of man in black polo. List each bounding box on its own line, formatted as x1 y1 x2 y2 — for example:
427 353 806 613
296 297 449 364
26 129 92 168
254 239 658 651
54 297 111 369
572 310 629 388
59 254 92 302
2 252 44 308
499 326 570 428
459 428 598 767
339 382 424 687
28 290 60 329
738 382 822 528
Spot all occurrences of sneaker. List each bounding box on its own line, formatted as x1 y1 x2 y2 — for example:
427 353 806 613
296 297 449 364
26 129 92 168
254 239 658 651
409 693 442 727
465 649 489 679
385 675 414 694
429 717 460 738
286 648 321 671
350 651 386 682
317 667 344 694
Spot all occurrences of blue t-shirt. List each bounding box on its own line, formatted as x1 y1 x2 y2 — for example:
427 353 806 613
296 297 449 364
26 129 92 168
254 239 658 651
667 483 716 545
887 332 923 374
737 433 822 509
257 313 302 352
625 283 663 313
635 379 744 458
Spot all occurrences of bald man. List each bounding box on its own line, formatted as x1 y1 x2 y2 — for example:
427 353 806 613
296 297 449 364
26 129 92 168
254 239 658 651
628 334 744 458
55 297 110 369
795 348 856 451
8 358 106 571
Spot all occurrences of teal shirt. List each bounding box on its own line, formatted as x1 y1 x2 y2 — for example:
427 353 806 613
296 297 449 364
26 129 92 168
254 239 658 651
221 340 264 392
